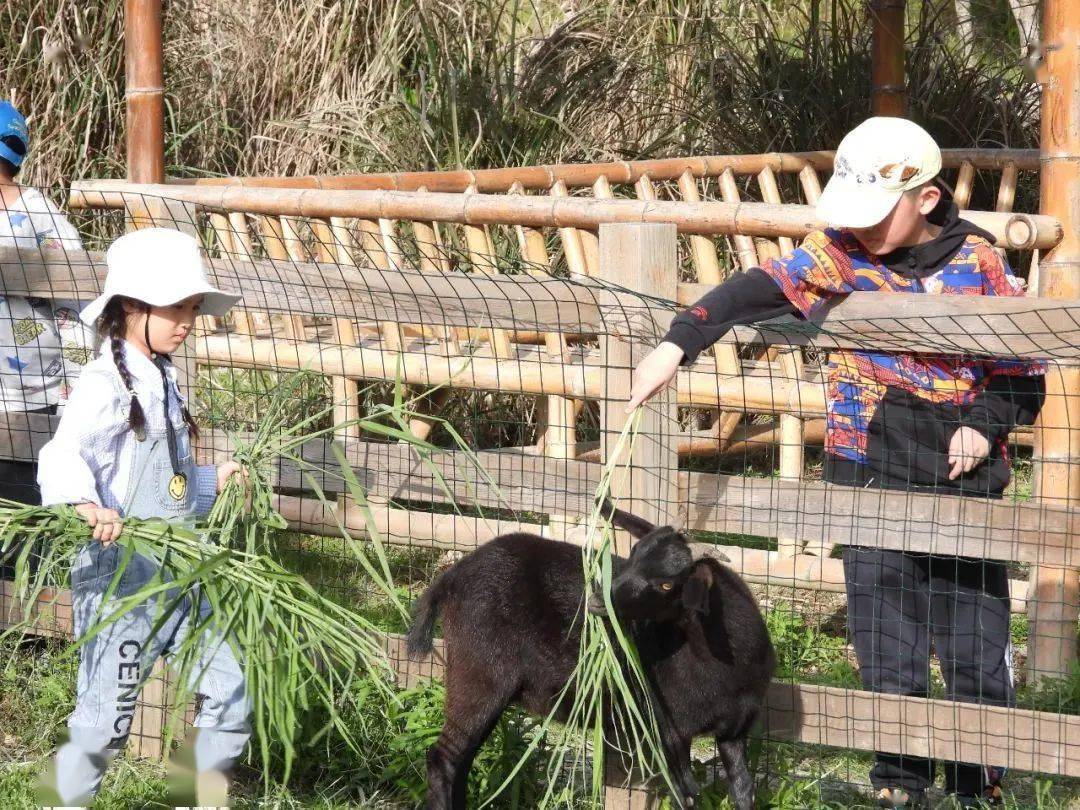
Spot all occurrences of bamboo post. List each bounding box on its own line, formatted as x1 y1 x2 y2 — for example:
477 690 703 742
1028 0 1080 684
125 0 164 184
125 2 167 755
599 221 679 809
870 0 907 116
412 187 459 355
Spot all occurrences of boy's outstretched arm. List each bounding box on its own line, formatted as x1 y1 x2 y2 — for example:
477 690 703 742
627 268 797 411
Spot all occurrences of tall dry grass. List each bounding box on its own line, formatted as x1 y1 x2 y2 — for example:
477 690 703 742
0 0 1038 190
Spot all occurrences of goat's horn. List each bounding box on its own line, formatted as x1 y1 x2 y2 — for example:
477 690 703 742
670 505 688 533
688 542 731 564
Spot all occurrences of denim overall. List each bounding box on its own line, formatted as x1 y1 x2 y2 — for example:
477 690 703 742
52 377 250 804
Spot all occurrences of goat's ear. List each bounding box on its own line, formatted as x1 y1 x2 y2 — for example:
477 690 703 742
597 496 656 540
681 562 714 615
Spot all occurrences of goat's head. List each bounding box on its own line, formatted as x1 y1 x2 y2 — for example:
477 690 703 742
587 499 729 621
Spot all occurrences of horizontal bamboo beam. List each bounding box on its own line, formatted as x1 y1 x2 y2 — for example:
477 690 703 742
192 333 823 412
142 149 1040 193
68 183 1061 251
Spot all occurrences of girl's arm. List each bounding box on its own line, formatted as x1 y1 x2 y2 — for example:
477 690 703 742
37 370 126 508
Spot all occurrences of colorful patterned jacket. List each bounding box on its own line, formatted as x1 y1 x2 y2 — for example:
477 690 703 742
664 202 1045 495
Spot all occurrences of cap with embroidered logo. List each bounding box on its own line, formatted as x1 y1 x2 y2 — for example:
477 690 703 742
0 101 29 169
816 117 942 229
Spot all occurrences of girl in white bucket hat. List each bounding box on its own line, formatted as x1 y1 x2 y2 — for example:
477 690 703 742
35 227 249 807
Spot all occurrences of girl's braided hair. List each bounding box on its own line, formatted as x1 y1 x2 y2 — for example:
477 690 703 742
97 296 198 439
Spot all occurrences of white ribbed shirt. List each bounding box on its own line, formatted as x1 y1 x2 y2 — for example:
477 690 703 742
37 341 217 515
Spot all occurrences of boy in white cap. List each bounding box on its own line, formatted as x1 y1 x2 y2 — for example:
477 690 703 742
0 99 92 507
35 228 249 807
628 118 1044 808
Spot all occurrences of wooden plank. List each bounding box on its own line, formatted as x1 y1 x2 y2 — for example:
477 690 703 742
7 248 1080 361
375 634 1080 779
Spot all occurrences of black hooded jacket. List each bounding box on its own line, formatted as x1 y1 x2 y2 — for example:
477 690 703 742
663 201 1045 496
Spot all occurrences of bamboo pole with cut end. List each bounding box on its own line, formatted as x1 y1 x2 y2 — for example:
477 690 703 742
798 165 823 206
159 149 1040 193
276 216 311 340
69 183 1064 251
411 188 459 355
1027 0 1080 684
870 0 907 116
226 212 261 334
551 180 592 276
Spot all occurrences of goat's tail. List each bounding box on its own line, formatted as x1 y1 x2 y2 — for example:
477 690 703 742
406 566 455 657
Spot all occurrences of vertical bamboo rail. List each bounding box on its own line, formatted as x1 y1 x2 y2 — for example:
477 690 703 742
953 160 976 209
1028 0 1080 683
411 188 459 354
552 180 591 277
799 165 823 205
226 212 257 335
317 217 361 441
277 216 310 340
719 169 760 271
599 222 679 809
995 162 1019 213
462 185 513 357
676 169 745 447
870 0 907 116
755 168 805 555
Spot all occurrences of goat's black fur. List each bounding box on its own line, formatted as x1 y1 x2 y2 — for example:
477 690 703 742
407 501 775 810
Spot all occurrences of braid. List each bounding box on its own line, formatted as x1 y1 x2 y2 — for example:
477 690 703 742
100 297 147 440
181 405 199 441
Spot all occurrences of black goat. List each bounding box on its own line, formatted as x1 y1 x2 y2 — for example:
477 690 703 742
407 503 776 809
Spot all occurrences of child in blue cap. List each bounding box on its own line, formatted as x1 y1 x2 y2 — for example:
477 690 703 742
0 100 92 506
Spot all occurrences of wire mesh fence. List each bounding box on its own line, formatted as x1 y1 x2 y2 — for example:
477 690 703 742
1 183 1079 807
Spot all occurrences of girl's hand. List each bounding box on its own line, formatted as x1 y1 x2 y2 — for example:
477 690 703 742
216 461 247 494
75 502 123 545
626 341 685 413
948 426 991 479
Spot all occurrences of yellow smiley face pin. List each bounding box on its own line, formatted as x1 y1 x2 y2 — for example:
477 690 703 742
168 473 188 501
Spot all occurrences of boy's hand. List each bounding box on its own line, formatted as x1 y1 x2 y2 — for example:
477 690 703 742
216 461 247 494
948 426 991 480
626 342 685 413
74 503 123 545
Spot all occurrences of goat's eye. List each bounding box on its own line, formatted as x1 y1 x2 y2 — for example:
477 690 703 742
659 581 674 592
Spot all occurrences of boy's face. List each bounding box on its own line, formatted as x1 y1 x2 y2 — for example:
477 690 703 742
848 184 942 255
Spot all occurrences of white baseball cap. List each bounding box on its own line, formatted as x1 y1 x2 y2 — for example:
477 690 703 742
816 117 943 229
81 227 241 326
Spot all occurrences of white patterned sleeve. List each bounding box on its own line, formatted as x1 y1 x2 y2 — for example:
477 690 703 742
37 370 127 506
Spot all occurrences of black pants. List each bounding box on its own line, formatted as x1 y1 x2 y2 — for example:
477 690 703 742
0 459 42 578
843 547 1013 796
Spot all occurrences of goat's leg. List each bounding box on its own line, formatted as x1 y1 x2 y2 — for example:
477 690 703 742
716 737 754 810
426 678 514 810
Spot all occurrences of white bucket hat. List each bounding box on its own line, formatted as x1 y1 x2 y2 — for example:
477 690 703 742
816 117 943 229
81 227 241 326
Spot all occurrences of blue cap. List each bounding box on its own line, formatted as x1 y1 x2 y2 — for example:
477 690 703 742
0 102 29 168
